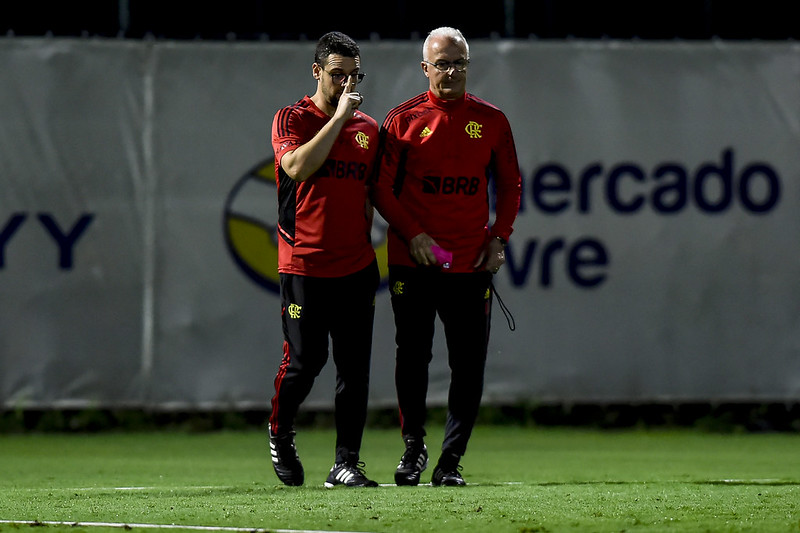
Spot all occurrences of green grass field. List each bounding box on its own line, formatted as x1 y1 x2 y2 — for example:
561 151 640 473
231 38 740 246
1 425 798 532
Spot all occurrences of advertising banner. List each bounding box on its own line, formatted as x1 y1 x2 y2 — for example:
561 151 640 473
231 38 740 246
1 39 798 409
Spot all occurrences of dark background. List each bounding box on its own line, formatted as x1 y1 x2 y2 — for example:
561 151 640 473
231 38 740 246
2 0 798 41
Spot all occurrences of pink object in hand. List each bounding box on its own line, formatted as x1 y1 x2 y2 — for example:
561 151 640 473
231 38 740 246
432 246 453 269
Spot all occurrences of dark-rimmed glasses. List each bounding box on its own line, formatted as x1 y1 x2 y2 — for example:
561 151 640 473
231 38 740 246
323 70 366 85
423 59 469 72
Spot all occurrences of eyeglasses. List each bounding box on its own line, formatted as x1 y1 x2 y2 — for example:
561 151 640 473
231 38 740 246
423 59 469 73
322 70 366 85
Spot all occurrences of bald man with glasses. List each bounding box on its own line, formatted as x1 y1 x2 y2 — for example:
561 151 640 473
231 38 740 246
372 26 522 487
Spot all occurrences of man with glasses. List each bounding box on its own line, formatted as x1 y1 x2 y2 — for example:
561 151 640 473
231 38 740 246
372 27 522 486
268 31 380 488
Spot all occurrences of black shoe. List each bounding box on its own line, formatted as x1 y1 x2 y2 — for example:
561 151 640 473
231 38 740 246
324 454 379 488
394 436 428 486
268 424 304 486
431 453 466 486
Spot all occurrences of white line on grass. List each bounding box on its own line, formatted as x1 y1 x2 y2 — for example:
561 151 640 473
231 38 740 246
377 481 522 487
0 520 374 533
79 486 233 491
16 486 237 492
21 482 525 491
717 479 786 484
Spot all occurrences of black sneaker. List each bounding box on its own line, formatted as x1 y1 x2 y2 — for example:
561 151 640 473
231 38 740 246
268 424 304 486
431 453 466 486
394 436 428 486
324 455 379 488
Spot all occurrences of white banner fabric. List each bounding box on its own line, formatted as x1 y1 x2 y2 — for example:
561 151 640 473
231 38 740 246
1 38 799 409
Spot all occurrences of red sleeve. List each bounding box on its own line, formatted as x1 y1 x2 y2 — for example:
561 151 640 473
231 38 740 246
272 103 305 167
489 112 522 242
371 123 426 243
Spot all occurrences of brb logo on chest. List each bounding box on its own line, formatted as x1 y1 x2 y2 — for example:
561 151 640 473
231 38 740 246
421 175 481 195
419 121 484 195
317 132 371 179
318 159 368 180
224 158 389 294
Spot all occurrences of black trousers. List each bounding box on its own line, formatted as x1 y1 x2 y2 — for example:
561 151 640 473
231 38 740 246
389 265 493 458
270 260 379 462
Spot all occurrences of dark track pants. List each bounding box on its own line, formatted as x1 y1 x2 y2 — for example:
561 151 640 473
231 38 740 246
270 260 379 462
388 265 493 457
